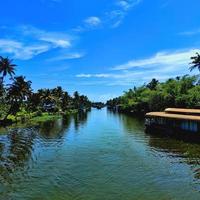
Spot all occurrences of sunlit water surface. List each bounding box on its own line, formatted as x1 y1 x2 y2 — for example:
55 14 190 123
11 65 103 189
1 109 200 200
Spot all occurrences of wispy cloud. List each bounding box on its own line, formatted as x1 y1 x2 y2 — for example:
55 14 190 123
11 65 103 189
76 48 200 86
76 71 148 87
74 0 142 32
47 52 85 62
0 25 75 60
108 0 142 28
117 0 132 10
84 17 102 28
76 73 111 78
111 49 200 70
76 71 143 79
116 0 142 10
20 25 72 48
0 39 49 60
179 28 200 36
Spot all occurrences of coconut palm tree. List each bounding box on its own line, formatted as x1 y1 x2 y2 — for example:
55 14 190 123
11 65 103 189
3 76 32 121
0 56 16 83
38 89 56 111
8 76 32 101
61 91 71 111
190 52 200 72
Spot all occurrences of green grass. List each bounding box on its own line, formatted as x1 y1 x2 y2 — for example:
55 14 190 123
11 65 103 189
30 113 61 123
6 109 79 124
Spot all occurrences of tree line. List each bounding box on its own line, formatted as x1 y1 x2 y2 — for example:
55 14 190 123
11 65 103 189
0 56 91 123
107 53 200 115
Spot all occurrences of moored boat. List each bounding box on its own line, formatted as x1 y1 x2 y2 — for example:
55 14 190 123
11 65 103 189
145 108 200 140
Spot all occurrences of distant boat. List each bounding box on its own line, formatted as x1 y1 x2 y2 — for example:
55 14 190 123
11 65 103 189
96 106 102 109
91 102 105 109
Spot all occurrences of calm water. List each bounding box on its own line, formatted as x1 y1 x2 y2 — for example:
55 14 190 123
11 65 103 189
1 109 200 200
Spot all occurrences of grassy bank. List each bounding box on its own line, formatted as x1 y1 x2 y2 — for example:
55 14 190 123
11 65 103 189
5 109 79 125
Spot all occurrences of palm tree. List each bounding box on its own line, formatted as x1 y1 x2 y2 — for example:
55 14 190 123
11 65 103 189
0 56 16 83
61 91 71 111
147 78 159 90
51 86 63 99
8 76 32 101
3 76 32 121
38 89 56 112
190 52 200 72
73 91 80 109
39 89 55 103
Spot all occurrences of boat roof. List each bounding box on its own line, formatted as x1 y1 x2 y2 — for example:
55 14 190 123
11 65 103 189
146 112 200 122
165 108 200 114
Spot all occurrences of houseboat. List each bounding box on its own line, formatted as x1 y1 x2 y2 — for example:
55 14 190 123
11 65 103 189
145 108 200 139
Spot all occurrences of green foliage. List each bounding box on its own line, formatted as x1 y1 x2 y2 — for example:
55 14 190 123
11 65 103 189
107 75 200 115
0 56 92 124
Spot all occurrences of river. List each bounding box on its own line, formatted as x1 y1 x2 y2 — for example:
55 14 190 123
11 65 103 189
1 108 200 200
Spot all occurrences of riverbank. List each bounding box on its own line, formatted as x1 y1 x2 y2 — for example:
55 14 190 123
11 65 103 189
107 75 200 116
0 109 80 126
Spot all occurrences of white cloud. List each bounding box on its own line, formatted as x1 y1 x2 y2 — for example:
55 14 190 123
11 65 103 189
76 71 143 79
84 17 102 28
112 49 200 70
74 0 142 32
0 25 75 60
0 39 49 60
40 37 71 48
108 10 125 28
117 0 141 10
75 48 200 87
76 73 110 78
108 0 142 28
179 29 200 36
47 53 85 61
117 0 131 10
20 25 72 48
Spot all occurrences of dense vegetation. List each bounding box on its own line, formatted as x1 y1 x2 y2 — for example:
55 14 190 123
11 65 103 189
107 53 200 115
0 56 91 124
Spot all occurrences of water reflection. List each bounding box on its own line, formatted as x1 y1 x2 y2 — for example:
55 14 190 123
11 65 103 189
73 111 90 132
0 111 90 183
0 128 36 184
109 109 200 183
148 134 200 180
107 110 144 132
1 109 200 199
38 117 72 139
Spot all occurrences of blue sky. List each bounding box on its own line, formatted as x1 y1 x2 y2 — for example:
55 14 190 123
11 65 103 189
0 0 200 101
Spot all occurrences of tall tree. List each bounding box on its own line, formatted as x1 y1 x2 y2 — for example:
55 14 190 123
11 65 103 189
4 76 32 121
190 52 200 72
8 76 32 101
0 56 16 83
147 78 159 90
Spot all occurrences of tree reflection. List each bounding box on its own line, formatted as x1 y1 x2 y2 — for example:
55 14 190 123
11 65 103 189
0 128 36 184
73 111 89 131
38 117 72 139
148 134 200 180
107 109 144 133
